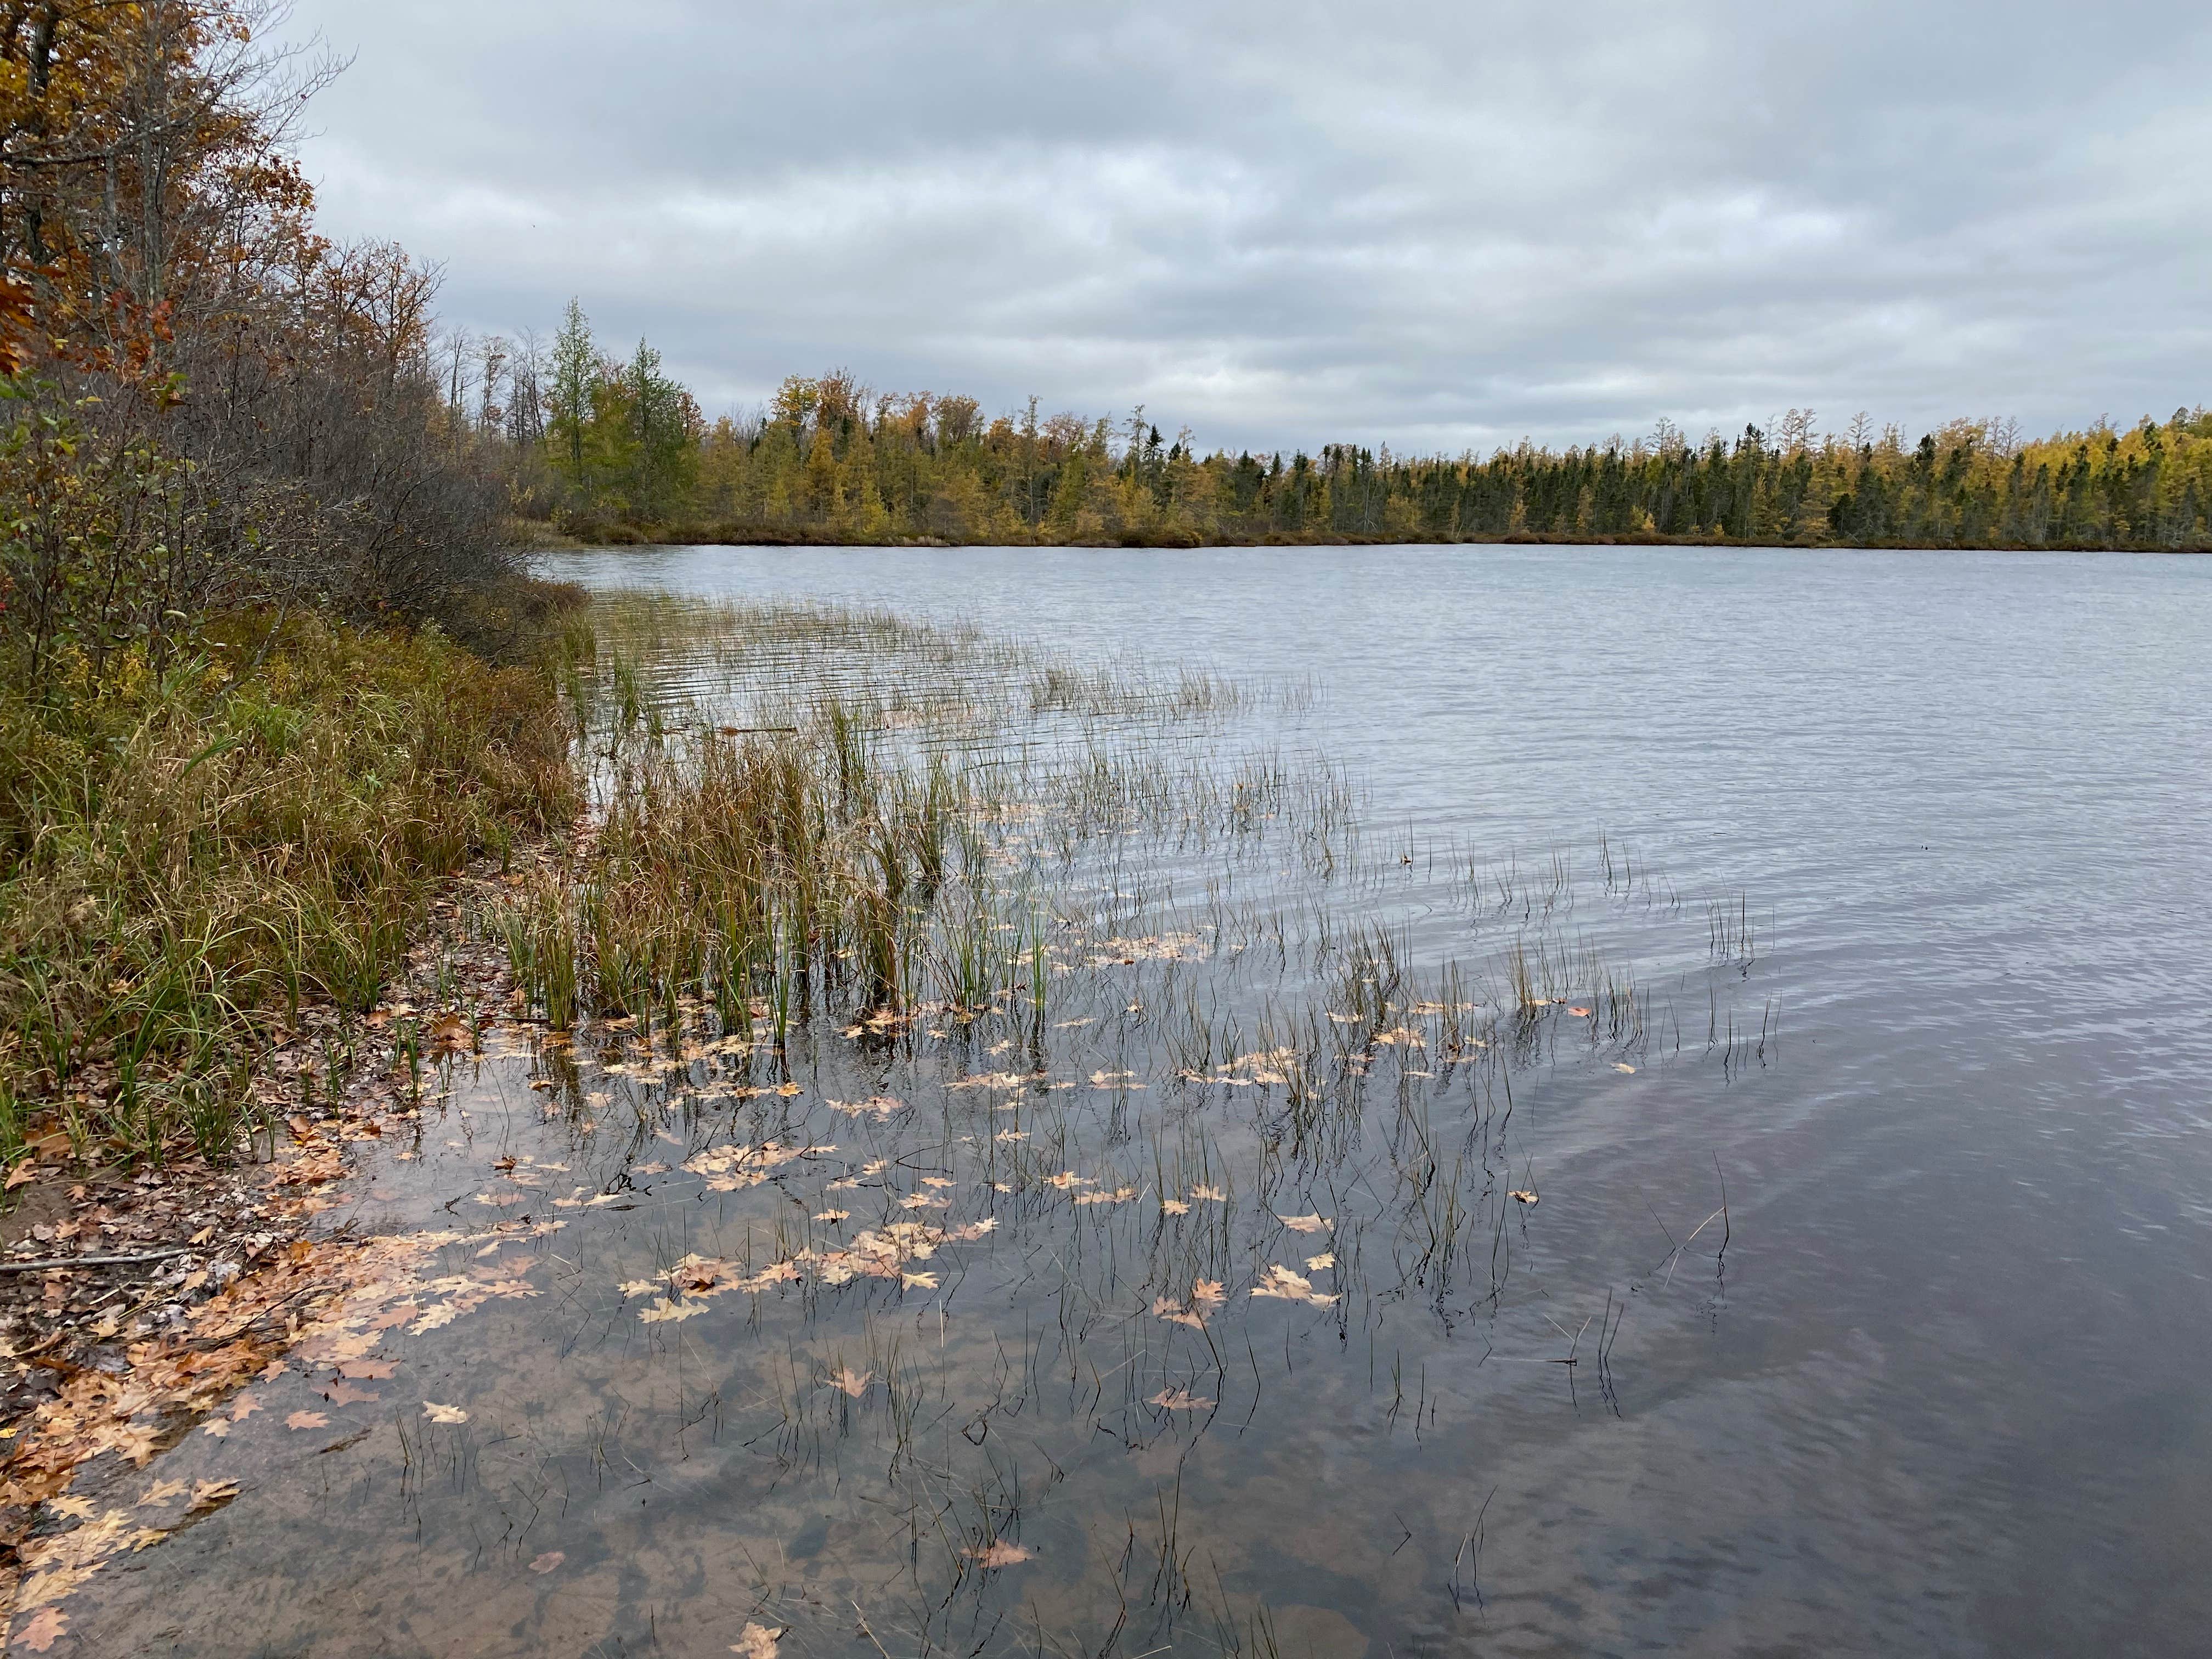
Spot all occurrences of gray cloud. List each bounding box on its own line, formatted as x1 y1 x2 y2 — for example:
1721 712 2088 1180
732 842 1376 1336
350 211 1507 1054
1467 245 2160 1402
278 0 2212 452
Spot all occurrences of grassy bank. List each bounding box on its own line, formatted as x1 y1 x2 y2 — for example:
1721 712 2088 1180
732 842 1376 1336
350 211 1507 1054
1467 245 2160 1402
0 607 580 1170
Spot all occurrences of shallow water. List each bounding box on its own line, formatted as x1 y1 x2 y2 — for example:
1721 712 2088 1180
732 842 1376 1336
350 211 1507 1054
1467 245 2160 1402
48 544 2212 1657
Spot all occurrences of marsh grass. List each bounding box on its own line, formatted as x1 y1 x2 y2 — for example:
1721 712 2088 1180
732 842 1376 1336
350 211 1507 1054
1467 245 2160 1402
0 610 577 1167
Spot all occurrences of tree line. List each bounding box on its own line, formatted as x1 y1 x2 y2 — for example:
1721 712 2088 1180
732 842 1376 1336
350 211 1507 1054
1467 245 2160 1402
488 308 2212 552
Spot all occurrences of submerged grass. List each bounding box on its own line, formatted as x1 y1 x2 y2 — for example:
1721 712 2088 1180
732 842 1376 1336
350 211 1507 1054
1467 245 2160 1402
0 610 578 1167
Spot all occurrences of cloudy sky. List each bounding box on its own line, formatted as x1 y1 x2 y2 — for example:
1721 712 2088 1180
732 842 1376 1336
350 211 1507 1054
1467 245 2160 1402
275 0 2212 454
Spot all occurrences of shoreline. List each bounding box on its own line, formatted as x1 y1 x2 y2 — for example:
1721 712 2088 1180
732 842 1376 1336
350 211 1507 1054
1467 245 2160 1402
517 521 2212 556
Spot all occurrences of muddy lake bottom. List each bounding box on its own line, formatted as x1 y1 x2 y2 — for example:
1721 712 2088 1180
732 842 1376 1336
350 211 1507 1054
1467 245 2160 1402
35 543 2212 1657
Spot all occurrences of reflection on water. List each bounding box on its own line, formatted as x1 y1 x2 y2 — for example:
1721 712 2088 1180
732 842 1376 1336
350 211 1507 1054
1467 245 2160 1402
44 545 2212 1657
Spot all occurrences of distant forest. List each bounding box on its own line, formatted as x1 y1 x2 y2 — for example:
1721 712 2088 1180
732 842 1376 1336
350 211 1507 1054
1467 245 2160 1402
474 302 2212 551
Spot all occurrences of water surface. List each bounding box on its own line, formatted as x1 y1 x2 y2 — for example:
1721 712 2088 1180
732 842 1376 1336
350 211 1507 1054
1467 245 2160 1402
54 544 2212 1657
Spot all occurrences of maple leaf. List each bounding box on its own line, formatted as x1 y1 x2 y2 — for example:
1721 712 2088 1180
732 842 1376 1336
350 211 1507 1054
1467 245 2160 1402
826 1366 872 1398
13 1607 66 1652
422 1402 469 1424
529 1551 566 1573
1148 1387 1214 1410
1276 1214 1330 1234
730 1623 785 1659
286 1410 330 1430
967 1540 1031 1567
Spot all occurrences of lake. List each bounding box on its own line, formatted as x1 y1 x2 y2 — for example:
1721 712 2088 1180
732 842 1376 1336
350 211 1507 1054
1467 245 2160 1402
52 543 2212 1657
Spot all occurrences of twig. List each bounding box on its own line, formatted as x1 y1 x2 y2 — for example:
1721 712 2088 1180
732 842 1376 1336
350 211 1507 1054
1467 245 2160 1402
0 1247 193 1274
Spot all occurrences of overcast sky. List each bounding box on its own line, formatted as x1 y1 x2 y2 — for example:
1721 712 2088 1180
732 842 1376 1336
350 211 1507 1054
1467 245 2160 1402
275 0 2212 455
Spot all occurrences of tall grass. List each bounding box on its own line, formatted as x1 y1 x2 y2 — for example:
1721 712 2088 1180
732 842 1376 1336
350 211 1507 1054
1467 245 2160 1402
0 610 577 1166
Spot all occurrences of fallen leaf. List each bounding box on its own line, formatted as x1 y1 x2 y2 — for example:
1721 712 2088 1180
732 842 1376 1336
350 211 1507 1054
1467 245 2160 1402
1567 1007 1590 1018
901 1271 940 1290
321 1381 379 1407
1509 1190 1539 1206
775 1082 803 1098
639 1298 703 1324
139 1480 188 1507
1276 1214 1330 1234
968 1540 1031 1567
286 1410 330 1430
1306 1252 1335 1272
827 1365 872 1398
1613 1063 1638 1074
49 1495 95 1520
13 1607 66 1651
529 1551 566 1573
422 1402 469 1424
201 1418 232 1439
230 1394 263 1421
1161 1199 1190 1216
1148 1387 1214 1410
730 1622 785 1659
813 1209 850 1223
5 1160 36 1190
1190 1184 1227 1203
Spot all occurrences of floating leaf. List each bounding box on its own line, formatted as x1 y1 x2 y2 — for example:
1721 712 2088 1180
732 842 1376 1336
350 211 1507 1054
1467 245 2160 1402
1613 1063 1637 1074
1567 1007 1591 1018
1190 1184 1227 1203
13 1607 66 1651
968 1540 1031 1567
1276 1214 1330 1234
901 1271 940 1290
422 1402 469 1424
826 1366 872 1398
1306 1253 1335 1272
1509 1190 1539 1206
285 1410 329 1431
639 1298 704 1324
1148 1387 1214 1410
529 1551 566 1574
187 1480 240 1514
1161 1199 1191 1216
730 1622 785 1659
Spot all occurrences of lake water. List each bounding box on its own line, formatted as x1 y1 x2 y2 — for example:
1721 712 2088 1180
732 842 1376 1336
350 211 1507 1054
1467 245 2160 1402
44 544 2212 1657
